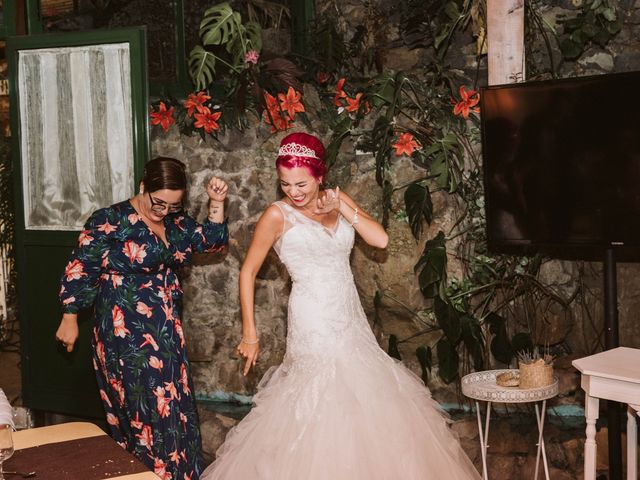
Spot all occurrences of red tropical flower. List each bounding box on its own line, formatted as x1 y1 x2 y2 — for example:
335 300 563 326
317 71 330 85
164 381 180 401
393 133 421 157
183 91 211 117
149 356 164 371
130 412 143 430
345 93 364 113
194 110 222 133
150 102 175 132
278 86 305 119
153 386 171 418
452 86 480 119
169 449 181 465
174 319 185 347
140 332 159 350
334 78 348 106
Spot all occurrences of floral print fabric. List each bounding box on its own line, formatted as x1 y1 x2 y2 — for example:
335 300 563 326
60 200 228 480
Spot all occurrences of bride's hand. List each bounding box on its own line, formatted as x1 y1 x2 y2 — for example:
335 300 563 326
237 340 260 376
313 187 340 215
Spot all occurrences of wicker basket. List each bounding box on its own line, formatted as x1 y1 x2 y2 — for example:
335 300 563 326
518 359 554 389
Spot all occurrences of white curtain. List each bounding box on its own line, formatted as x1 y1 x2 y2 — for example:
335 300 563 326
18 43 134 230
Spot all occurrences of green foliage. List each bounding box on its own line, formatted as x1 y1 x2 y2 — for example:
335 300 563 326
558 0 621 60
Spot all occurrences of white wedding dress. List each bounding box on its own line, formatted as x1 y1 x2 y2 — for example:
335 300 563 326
201 201 481 480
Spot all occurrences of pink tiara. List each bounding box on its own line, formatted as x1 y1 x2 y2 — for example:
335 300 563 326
278 142 319 159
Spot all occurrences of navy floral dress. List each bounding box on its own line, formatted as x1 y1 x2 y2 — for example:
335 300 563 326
59 200 228 480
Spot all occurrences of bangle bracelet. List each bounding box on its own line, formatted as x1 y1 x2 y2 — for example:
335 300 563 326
350 208 359 226
241 337 259 345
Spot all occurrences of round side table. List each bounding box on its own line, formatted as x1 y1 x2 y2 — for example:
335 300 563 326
461 369 559 480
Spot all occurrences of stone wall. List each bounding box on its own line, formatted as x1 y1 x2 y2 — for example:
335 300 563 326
151 0 640 464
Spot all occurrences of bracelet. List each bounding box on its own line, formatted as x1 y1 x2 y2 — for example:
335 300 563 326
241 337 259 345
350 208 359 226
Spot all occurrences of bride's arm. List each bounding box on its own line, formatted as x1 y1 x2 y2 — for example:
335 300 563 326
337 190 388 249
238 205 283 375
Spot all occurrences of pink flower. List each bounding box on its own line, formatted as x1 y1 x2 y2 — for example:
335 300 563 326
109 378 126 406
111 274 123 288
140 333 159 351
112 306 130 338
62 296 76 306
244 49 260 64
136 425 153 449
179 364 191 396
106 413 119 426
153 386 171 418
123 240 147 264
174 320 185 348
64 259 86 281
136 302 154 319
149 356 164 371
164 381 180 401
128 213 141 225
173 250 187 263
97 221 117 234
99 389 112 408
130 412 143 430
169 449 181 464
78 230 94 246
161 304 175 322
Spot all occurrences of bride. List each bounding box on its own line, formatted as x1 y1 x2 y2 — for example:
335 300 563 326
201 132 481 479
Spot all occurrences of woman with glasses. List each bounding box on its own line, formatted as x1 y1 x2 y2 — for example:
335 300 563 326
55 157 228 480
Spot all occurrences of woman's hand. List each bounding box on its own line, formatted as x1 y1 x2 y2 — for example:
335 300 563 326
55 314 79 353
207 177 228 203
313 187 341 215
237 339 260 376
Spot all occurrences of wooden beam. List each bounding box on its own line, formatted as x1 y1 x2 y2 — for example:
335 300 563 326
487 0 525 85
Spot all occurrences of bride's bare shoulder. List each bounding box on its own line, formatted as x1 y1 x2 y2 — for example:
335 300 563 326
255 204 285 236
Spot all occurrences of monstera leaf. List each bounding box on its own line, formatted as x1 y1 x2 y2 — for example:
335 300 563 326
404 182 433 239
414 231 447 299
200 2 242 46
188 46 216 90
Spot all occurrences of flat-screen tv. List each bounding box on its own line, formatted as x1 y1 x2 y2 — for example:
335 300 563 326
480 71 640 257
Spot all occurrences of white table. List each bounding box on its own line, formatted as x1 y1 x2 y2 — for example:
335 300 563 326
572 347 640 480
461 369 559 480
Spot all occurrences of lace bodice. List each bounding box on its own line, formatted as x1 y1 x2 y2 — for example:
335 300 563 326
273 201 355 285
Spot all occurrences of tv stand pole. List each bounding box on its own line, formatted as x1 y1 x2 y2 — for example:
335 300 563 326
603 247 622 480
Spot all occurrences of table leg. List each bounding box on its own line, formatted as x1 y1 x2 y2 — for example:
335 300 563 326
627 405 638 480
534 401 550 480
584 395 600 480
475 401 492 480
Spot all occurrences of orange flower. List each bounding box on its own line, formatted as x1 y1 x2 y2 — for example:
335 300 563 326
183 91 211 117
452 86 480 119
334 78 347 106
262 91 294 132
179 363 191 396
393 133 421 157
137 302 154 319
78 230 93 246
194 110 222 133
150 102 175 132
278 86 305 119
345 93 364 113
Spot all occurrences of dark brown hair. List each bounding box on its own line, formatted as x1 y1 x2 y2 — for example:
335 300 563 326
141 157 187 192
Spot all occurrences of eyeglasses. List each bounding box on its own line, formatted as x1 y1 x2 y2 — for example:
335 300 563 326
147 192 183 214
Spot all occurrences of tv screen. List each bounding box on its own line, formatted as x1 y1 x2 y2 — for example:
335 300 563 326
480 71 640 255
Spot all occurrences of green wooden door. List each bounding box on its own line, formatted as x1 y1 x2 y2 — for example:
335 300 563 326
7 28 149 418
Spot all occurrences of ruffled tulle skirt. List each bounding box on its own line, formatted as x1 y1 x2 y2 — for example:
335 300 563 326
201 339 481 480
